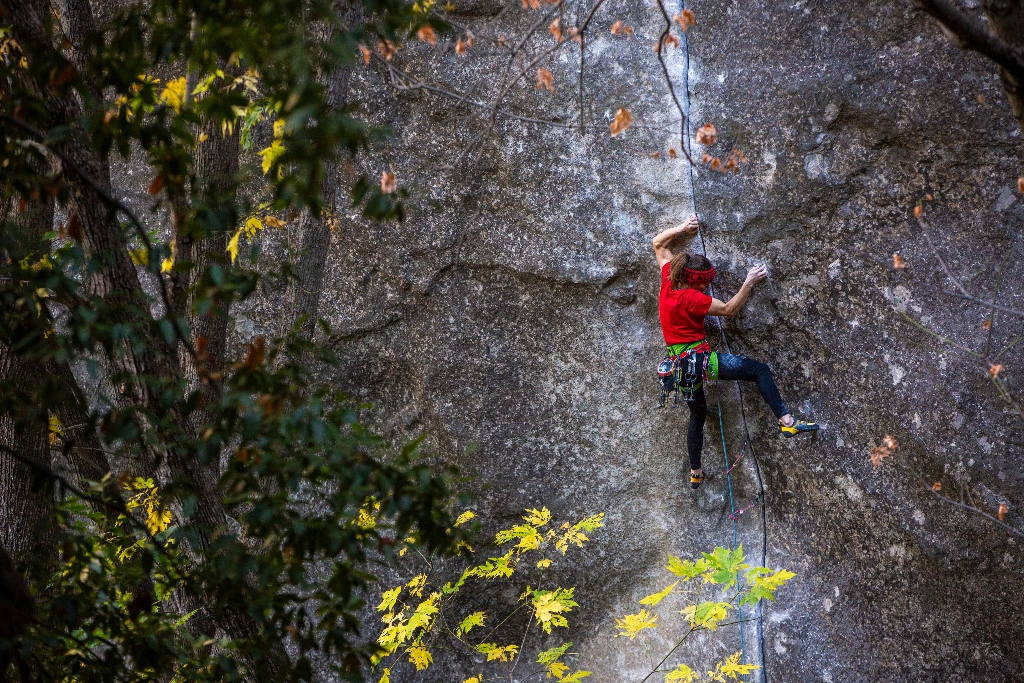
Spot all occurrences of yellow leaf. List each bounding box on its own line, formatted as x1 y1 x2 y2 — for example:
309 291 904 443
225 229 242 263
408 644 432 671
548 661 569 679
664 663 697 683
537 558 553 568
160 77 187 112
263 215 286 228
464 677 482 683
614 609 657 639
244 216 263 238
161 238 175 273
455 611 486 637
524 507 551 526
454 510 475 527
129 247 149 266
707 652 758 682
259 140 285 174
406 574 427 598
475 643 519 662
682 601 730 631
377 668 390 683
378 586 402 613
48 416 63 444
640 581 678 606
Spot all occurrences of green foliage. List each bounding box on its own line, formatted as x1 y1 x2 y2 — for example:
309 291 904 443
0 0 465 680
371 508 601 682
616 544 795 682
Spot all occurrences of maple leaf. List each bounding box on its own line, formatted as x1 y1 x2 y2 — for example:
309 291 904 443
522 0 540 8
614 609 657 639
701 153 711 164
378 40 398 60
417 25 437 45
408 644 432 671
475 643 519 662
536 67 555 93
609 108 632 137
569 28 582 43
380 170 396 193
359 44 371 63
159 76 186 112
998 503 1009 521
664 33 680 49
914 204 923 218
869 436 897 468
668 148 678 159
466 31 474 47
665 664 697 683
455 611 486 637
695 123 717 145
406 574 427 598
454 510 475 526
990 363 1004 378
674 9 696 31
650 151 661 159
263 215 285 228
456 39 467 55
983 319 992 330
892 253 907 269
537 558 552 568
148 175 165 195
1018 177 1024 193
931 482 942 492
925 193 933 200
550 18 563 42
611 20 633 36
710 157 723 172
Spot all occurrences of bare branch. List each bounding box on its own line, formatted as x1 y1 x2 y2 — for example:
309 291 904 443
914 0 1024 85
920 227 1024 319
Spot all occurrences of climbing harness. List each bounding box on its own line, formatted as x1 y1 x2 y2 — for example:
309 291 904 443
656 341 711 407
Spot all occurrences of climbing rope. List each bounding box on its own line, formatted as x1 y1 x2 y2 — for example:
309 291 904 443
680 10 771 681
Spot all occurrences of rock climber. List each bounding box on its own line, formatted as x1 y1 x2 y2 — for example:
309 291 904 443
653 214 819 489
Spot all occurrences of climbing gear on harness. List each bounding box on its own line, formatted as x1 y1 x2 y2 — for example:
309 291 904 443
690 471 705 489
780 418 819 438
657 340 712 407
683 265 716 284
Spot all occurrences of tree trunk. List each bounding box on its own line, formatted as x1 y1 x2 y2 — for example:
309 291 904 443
0 193 56 581
285 9 361 340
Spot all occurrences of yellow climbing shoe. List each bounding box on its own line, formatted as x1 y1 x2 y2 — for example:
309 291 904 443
690 472 705 489
780 419 819 438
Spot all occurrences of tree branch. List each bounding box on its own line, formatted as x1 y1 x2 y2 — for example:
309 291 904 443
914 0 1024 85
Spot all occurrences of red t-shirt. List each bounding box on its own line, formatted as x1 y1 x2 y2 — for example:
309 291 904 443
659 262 712 345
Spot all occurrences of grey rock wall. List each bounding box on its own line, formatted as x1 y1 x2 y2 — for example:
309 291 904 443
236 1 1024 680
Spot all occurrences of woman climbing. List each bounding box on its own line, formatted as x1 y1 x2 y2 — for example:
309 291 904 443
654 214 819 489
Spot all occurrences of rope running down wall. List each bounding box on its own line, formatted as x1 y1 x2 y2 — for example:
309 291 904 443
679 10 771 682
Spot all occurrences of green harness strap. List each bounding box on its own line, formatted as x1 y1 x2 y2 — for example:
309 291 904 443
666 340 719 382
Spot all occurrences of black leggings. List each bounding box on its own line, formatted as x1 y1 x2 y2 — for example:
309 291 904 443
685 354 788 471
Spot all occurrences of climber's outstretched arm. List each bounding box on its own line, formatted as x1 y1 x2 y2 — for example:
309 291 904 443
653 214 700 268
707 265 767 317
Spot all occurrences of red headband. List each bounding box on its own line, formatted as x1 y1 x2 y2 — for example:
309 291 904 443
683 266 716 284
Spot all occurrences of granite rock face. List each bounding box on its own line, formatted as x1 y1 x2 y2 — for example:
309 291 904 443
239 1 1024 680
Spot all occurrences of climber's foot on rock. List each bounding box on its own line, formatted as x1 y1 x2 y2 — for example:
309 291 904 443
690 469 704 489
780 417 819 438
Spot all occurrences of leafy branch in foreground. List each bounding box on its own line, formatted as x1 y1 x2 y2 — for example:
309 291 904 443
371 507 605 683
616 545 794 683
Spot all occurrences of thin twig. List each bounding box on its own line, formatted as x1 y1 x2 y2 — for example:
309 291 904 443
921 228 1024 319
